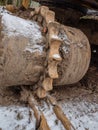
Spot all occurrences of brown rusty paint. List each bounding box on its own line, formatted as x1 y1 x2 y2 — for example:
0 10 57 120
0 6 91 90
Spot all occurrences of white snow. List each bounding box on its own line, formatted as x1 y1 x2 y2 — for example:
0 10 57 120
0 100 98 130
25 44 43 53
1 12 44 53
2 13 41 39
93 50 96 53
87 9 98 14
53 54 61 59
60 101 98 130
51 35 61 40
0 6 10 15
0 106 36 130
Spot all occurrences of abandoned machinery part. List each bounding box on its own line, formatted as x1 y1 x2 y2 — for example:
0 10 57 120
0 6 91 97
29 6 91 98
0 5 91 130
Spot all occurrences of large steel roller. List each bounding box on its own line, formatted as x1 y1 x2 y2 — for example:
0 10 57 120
0 9 91 88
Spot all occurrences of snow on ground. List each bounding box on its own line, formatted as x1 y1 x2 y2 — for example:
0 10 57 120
0 6 10 15
0 100 98 130
0 106 36 130
60 101 98 130
41 100 98 130
87 9 98 15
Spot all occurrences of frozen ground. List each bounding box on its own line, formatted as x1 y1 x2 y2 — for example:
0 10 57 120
0 106 36 130
0 90 98 130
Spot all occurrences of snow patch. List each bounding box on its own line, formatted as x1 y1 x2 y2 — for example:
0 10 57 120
0 100 98 130
87 9 98 15
0 106 36 130
1 12 44 53
60 101 98 130
53 54 61 59
0 6 10 15
51 35 61 40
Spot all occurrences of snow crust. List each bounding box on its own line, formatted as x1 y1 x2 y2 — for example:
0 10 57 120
60 101 98 130
87 9 98 15
53 54 61 59
1 11 44 53
51 35 61 40
0 100 98 130
0 6 10 15
0 106 36 130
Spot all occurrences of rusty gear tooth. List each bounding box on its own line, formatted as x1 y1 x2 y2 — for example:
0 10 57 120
45 10 55 25
30 7 40 18
35 7 40 14
47 22 62 61
36 87 47 99
37 15 43 24
42 77 53 91
48 60 59 79
47 95 57 105
40 6 49 18
47 22 60 42
49 39 62 61
30 11 35 17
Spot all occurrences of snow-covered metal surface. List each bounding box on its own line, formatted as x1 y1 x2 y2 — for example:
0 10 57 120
1 12 44 54
2 13 41 40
